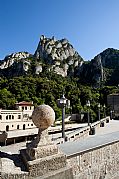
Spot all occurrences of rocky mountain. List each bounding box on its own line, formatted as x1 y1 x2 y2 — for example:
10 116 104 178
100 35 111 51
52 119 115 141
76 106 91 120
34 35 83 77
1 36 119 86
0 52 33 77
0 35 83 77
79 48 119 86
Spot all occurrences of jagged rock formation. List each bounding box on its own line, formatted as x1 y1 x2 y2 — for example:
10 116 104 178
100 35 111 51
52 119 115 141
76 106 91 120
1 37 119 86
34 35 83 77
0 52 33 77
0 52 31 69
0 35 83 77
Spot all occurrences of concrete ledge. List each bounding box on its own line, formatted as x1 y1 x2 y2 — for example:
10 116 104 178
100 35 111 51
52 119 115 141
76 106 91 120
35 166 73 179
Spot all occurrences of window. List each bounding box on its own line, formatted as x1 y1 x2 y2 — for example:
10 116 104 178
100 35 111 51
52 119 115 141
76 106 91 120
31 124 33 126
23 124 25 130
18 115 21 119
6 115 8 120
17 125 19 129
25 106 27 110
22 107 24 110
6 125 9 131
30 106 31 110
23 114 28 118
9 115 11 120
12 125 14 127
0 115 2 120
12 115 14 119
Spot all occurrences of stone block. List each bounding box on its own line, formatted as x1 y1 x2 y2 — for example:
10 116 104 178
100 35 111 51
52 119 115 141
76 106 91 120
26 144 58 160
21 149 68 178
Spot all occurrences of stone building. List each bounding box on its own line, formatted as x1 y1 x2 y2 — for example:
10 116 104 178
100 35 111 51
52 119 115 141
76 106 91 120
107 94 119 117
0 101 35 132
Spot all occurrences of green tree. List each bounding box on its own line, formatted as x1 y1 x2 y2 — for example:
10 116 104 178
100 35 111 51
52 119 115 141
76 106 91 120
0 88 16 109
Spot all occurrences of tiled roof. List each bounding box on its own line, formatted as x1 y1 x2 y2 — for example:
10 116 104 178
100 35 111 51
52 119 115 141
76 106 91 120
15 101 34 106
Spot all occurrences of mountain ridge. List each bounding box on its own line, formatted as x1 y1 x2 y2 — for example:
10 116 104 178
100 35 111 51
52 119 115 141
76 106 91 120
1 36 119 86
0 35 83 77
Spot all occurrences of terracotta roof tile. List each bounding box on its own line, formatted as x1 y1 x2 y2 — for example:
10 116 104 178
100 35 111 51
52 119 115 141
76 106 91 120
15 101 34 106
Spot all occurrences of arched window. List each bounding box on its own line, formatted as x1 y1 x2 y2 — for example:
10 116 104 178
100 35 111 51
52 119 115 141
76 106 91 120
0 115 2 120
23 124 25 130
6 115 8 120
12 115 14 119
6 125 9 131
17 125 19 129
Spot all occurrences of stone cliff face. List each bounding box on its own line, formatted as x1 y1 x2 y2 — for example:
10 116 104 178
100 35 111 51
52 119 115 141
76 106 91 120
34 35 83 77
0 52 31 69
99 48 119 68
0 52 33 77
0 35 84 77
78 48 119 86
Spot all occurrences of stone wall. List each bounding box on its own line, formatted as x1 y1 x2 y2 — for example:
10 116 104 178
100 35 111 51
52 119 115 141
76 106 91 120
1 137 119 179
67 140 119 179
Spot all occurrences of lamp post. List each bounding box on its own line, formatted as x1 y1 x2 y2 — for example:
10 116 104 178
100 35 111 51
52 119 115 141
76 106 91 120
57 94 70 141
86 100 90 126
103 104 106 118
70 106 72 115
98 103 101 122
110 110 113 120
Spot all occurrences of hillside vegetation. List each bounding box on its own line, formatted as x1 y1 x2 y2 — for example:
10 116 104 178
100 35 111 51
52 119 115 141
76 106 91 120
0 73 118 121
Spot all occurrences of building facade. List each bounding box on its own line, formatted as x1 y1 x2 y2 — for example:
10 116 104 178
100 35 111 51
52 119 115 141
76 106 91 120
0 101 35 132
107 94 119 117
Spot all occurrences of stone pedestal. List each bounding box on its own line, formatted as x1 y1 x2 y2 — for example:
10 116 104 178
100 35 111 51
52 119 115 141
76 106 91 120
20 105 73 179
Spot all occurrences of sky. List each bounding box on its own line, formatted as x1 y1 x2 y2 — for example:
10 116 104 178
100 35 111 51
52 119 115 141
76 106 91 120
1 0 119 61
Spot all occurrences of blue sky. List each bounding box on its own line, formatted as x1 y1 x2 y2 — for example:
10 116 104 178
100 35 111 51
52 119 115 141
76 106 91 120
0 0 119 60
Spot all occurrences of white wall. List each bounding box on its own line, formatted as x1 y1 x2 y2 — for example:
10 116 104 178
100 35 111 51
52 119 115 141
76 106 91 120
0 106 35 131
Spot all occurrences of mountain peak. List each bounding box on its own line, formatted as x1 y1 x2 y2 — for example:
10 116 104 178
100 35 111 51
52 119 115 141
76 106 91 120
0 36 84 77
34 35 83 76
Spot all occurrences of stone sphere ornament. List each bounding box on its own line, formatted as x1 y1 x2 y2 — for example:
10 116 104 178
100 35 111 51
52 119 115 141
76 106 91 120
32 104 55 130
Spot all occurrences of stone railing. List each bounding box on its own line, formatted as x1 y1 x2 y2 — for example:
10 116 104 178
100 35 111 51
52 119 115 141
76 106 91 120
67 126 90 142
55 117 110 144
91 116 110 129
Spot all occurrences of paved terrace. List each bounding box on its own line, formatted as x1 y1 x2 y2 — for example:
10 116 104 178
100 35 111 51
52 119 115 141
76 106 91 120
1 119 119 174
0 123 87 145
59 119 119 157
90 119 119 136
1 119 119 154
